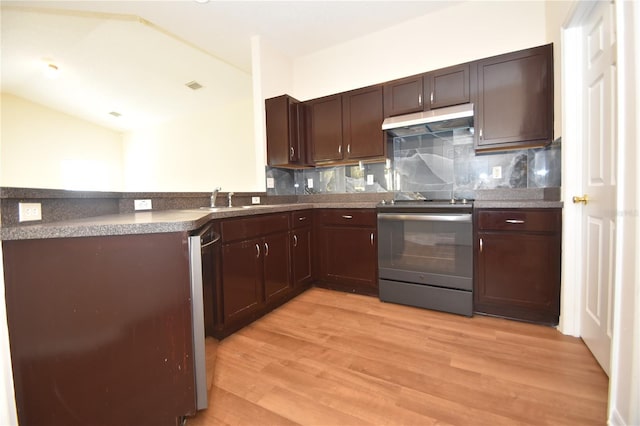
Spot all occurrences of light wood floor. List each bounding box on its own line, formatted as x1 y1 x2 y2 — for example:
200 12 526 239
187 288 608 425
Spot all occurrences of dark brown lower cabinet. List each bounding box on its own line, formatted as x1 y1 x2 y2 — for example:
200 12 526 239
474 208 562 325
220 238 263 325
316 209 378 295
263 231 292 303
214 212 305 338
2 233 196 426
291 210 314 288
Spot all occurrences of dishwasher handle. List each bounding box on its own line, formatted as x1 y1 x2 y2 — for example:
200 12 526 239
193 222 220 248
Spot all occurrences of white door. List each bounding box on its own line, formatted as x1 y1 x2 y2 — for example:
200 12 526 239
577 0 617 376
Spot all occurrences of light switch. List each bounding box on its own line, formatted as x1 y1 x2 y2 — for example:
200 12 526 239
366 174 374 185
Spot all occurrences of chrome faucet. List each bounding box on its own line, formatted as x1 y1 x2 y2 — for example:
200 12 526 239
210 187 221 207
227 192 234 208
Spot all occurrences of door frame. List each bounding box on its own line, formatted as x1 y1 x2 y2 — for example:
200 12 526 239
559 1 592 337
561 0 640 424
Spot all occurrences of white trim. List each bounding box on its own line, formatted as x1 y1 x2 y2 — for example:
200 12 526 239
0 245 18 425
609 407 625 426
608 0 640 423
558 1 598 337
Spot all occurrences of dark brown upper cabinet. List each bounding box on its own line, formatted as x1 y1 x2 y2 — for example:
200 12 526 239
307 94 344 163
425 63 470 109
265 95 308 167
342 85 385 160
383 74 424 117
474 44 553 152
308 86 385 165
383 64 470 117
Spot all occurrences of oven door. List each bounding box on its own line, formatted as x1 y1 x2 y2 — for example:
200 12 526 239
377 212 472 291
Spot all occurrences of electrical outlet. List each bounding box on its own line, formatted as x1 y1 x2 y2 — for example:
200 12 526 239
18 202 42 222
492 166 502 179
366 174 374 185
307 178 314 189
134 199 152 211
266 178 275 189
251 196 260 205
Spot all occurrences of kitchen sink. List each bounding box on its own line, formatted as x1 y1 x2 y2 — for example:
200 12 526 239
199 205 272 212
199 207 231 212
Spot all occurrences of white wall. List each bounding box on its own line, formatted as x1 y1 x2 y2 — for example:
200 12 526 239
122 96 257 192
1 93 124 191
292 1 547 101
0 244 17 426
546 0 576 141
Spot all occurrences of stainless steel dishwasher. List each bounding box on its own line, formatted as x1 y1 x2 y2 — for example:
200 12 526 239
188 222 220 411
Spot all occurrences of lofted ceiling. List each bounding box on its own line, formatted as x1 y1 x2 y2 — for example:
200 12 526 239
1 1 459 132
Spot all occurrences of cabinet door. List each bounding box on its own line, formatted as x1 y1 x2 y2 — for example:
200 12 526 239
475 44 553 151
292 227 313 287
263 232 291 303
320 226 377 290
383 74 424 117
265 95 306 166
221 239 262 324
475 231 561 324
308 94 343 163
425 63 470 109
342 85 385 160
3 233 196 425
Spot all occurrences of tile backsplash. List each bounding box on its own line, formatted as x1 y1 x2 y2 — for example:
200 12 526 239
266 130 561 198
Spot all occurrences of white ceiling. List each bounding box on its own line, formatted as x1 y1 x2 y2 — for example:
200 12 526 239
1 1 458 131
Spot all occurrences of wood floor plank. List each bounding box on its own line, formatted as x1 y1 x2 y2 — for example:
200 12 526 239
187 288 608 425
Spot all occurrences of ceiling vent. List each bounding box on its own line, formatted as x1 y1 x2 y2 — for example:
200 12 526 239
185 81 204 90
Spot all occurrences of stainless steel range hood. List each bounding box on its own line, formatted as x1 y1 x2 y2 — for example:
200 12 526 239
382 103 474 137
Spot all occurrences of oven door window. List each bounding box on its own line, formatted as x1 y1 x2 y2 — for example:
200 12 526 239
378 213 472 290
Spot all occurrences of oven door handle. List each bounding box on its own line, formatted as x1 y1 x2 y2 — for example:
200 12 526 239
377 213 472 222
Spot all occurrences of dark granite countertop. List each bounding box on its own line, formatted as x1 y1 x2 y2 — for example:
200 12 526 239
473 200 563 209
0 202 381 241
1 186 564 241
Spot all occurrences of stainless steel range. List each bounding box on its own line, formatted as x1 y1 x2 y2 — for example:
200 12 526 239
377 199 473 316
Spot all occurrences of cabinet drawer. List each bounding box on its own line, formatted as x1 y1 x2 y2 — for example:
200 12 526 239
292 210 313 229
317 209 376 227
477 209 561 232
221 213 289 243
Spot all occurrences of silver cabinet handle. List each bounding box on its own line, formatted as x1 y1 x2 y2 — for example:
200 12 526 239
370 232 374 246
430 91 434 104
505 219 525 224
293 234 298 247
418 93 422 106
338 145 342 154
298 216 307 222
480 238 483 253
264 242 269 257
479 128 483 139
341 215 353 219
255 243 260 258
290 146 294 159
347 144 350 154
